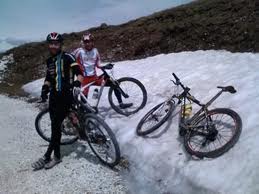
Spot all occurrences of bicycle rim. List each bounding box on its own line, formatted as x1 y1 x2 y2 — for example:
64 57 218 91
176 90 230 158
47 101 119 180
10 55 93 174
35 109 78 145
185 108 242 158
84 114 120 166
108 77 147 116
136 101 174 136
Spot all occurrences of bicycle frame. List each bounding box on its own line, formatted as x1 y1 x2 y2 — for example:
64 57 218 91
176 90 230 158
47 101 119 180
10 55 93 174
184 90 223 126
76 66 129 112
169 80 225 134
79 75 107 110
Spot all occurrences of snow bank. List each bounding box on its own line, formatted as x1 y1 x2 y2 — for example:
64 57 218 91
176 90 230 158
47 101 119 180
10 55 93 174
22 50 259 194
0 53 14 71
0 53 14 82
22 78 44 97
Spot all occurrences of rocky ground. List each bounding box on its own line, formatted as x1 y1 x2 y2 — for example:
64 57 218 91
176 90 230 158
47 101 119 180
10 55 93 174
0 95 128 194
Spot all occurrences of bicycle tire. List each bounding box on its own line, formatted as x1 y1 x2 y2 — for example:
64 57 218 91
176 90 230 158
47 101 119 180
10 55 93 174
108 77 147 116
35 108 78 145
184 108 242 158
83 113 121 167
136 101 175 136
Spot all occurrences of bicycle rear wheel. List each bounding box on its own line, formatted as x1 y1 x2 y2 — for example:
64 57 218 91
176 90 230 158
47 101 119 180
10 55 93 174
184 108 242 158
83 113 121 167
136 100 175 136
35 108 78 145
108 77 147 116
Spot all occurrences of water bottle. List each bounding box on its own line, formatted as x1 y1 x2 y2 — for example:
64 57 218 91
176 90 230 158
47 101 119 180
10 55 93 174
92 88 99 99
182 103 192 119
92 88 99 107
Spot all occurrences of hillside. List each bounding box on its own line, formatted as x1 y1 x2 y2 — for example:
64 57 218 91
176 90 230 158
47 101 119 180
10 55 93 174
0 0 255 95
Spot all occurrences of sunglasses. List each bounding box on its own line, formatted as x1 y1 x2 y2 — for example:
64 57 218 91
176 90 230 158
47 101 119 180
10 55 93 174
83 40 93 44
48 42 61 49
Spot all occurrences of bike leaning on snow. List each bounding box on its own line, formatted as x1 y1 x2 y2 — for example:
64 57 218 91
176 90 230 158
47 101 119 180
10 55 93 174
136 73 242 158
85 63 147 116
35 84 121 167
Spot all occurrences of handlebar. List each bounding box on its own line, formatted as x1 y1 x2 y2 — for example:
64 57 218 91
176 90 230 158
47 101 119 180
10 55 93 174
171 73 186 90
100 63 114 71
171 73 237 107
172 73 180 83
171 72 202 105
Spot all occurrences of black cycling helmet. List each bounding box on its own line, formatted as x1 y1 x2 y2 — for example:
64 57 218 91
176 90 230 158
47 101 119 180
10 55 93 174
46 32 63 42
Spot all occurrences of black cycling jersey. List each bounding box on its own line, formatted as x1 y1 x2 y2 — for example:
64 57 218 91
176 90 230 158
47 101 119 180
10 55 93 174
43 51 82 161
45 51 82 93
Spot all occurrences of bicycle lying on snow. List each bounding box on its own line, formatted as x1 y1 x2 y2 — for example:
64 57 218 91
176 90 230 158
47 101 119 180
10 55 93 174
35 81 121 167
136 73 242 158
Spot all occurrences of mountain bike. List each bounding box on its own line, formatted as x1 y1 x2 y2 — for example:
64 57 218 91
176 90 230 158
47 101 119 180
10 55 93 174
35 84 121 167
83 63 147 116
136 73 242 158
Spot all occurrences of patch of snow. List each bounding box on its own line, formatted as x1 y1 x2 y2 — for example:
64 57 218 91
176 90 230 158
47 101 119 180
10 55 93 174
0 53 14 83
22 78 44 97
22 50 259 194
0 53 14 71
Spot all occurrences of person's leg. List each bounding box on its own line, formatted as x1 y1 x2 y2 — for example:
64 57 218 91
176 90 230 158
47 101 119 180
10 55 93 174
45 94 71 169
32 95 56 170
44 96 57 160
51 115 62 160
52 94 71 159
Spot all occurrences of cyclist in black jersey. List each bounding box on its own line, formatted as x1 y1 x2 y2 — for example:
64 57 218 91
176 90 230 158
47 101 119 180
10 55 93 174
32 32 83 170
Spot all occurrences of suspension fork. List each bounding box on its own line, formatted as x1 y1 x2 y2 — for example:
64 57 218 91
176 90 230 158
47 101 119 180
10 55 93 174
110 78 129 98
79 93 97 113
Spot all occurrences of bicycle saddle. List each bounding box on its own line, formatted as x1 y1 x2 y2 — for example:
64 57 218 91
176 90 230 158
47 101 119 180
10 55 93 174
217 86 236 93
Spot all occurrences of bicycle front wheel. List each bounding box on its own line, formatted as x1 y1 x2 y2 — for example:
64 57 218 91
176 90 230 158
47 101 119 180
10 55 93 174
108 77 147 116
35 108 78 145
184 108 242 158
136 101 175 136
83 113 121 167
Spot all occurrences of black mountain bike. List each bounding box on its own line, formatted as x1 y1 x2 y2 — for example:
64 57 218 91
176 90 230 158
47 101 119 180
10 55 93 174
136 73 242 158
35 83 121 167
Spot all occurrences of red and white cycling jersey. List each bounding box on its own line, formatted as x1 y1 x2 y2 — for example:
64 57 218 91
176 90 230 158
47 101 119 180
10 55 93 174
72 47 101 76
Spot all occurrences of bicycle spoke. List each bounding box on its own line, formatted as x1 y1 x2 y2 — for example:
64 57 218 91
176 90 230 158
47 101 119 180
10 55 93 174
188 111 237 154
143 105 169 128
142 116 160 129
110 78 146 115
189 135 205 151
37 110 78 144
86 117 117 164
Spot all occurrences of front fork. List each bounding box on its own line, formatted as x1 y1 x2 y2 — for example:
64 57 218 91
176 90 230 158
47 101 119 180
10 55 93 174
110 78 129 98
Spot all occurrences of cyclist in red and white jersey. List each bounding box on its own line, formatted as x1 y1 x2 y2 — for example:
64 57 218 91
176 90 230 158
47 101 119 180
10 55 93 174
72 32 133 109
